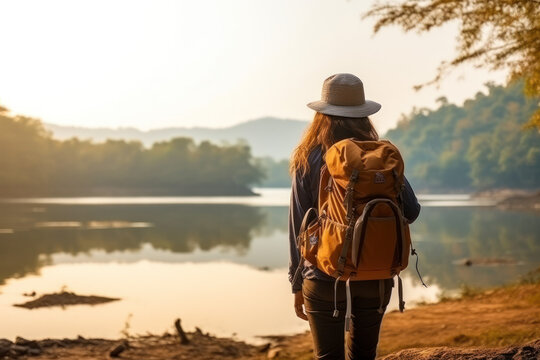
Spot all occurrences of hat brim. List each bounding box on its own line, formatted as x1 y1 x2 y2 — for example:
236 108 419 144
307 100 381 118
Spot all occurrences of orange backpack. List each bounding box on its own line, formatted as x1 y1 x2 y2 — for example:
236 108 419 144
293 138 423 331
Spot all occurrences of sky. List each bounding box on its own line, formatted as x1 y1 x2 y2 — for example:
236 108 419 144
0 0 507 134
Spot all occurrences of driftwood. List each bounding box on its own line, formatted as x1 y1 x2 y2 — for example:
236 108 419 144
109 340 128 357
174 319 190 345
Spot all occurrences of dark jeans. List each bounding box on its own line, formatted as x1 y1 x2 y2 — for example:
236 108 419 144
302 278 393 360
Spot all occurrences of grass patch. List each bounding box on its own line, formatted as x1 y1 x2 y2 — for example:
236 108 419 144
473 329 539 347
432 266 540 305
459 284 483 299
519 266 540 285
444 329 539 348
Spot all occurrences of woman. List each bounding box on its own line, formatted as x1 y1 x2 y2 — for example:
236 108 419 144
288 73 421 360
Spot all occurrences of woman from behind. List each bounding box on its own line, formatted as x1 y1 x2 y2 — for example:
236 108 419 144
288 73 421 360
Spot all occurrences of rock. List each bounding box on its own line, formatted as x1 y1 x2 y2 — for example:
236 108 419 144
14 336 29 345
514 345 537 360
456 257 517 266
258 342 272 353
267 346 282 359
0 339 13 355
0 342 10 357
381 339 540 360
10 344 29 355
221 344 239 356
39 339 65 348
15 336 41 349
28 347 42 356
62 337 75 345
0 339 13 347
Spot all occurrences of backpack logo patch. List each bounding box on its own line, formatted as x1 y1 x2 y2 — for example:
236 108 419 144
309 234 318 246
374 172 386 184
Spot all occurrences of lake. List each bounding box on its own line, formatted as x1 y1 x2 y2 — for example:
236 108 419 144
0 188 538 343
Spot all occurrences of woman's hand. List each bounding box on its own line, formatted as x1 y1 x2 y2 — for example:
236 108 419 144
294 291 308 321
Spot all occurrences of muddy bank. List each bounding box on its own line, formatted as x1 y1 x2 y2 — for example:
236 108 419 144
14 291 120 309
4 273 540 359
497 192 540 211
0 331 268 360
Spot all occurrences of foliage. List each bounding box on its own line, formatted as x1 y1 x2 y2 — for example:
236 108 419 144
386 81 540 190
519 266 540 285
255 157 291 187
0 109 264 196
365 0 540 128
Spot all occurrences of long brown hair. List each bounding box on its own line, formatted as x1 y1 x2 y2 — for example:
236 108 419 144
290 112 379 176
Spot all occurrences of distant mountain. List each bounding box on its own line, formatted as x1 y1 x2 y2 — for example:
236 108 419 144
44 117 309 160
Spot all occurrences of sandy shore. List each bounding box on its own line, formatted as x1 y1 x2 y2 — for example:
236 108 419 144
2 273 539 359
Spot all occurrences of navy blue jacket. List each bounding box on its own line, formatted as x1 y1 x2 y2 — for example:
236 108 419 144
288 145 421 293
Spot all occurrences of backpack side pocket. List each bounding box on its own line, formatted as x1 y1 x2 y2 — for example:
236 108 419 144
301 218 320 265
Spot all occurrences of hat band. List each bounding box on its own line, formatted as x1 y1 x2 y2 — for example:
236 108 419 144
322 84 366 106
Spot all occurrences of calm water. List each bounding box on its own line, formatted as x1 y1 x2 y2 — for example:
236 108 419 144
0 189 538 342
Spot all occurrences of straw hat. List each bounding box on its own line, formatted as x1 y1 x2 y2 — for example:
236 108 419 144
307 73 381 118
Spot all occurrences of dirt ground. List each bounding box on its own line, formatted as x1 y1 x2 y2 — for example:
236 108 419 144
271 282 540 359
2 282 539 360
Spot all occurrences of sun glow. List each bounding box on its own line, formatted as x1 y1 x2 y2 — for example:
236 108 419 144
0 0 506 133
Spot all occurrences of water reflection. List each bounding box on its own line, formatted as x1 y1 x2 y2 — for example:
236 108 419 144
0 201 538 291
0 203 265 285
409 207 540 289
0 193 539 342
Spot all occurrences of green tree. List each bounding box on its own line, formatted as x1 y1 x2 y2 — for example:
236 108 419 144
387 81 540 190
0 106 264 196
365 0 540 128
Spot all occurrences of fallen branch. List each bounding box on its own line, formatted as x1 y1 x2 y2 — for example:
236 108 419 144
174 319 190 345
109 340 128 358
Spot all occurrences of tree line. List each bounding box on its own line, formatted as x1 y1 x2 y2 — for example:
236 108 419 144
2 80 538 194
386 81 540 190
0 109 264 196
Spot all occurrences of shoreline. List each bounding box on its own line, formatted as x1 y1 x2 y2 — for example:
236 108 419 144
0 186 259 198
3 270 539 359
472 189 540 212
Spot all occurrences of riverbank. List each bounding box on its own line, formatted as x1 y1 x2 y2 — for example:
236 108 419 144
0 185 258 198
272 280 540 359
472 189 540 211
3 270 539 359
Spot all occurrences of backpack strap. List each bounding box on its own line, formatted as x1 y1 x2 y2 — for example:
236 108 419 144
336 169 359 276
343 169 360 223
377 279 385 314
351 199 406 268
332 275 342 318
398 274 405 312
345 278 352 331
411 245 428 288
298 207 318 239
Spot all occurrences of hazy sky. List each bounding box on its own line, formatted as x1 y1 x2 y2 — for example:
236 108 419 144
0 0 506 133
